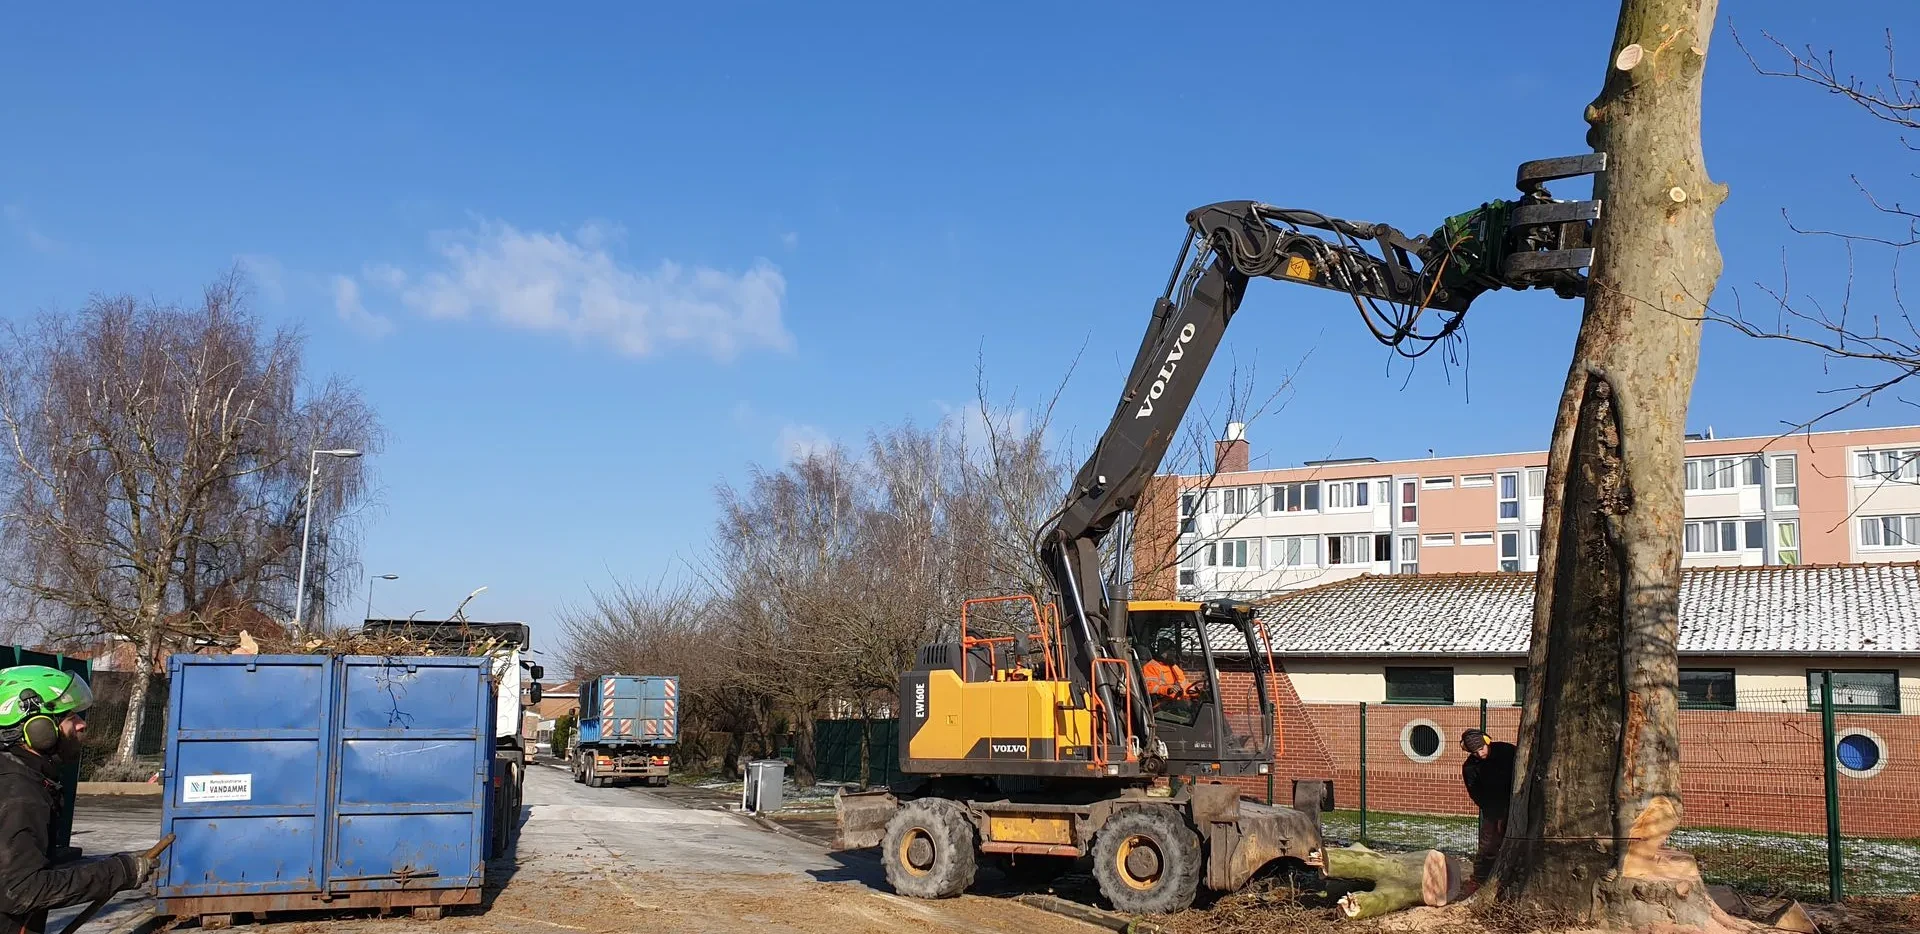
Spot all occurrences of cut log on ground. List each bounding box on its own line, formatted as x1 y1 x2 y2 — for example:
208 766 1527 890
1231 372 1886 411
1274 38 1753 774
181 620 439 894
1321 845 1469 921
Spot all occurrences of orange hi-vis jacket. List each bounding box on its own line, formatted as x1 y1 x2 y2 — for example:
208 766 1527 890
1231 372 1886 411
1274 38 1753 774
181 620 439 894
1141 659 1192 699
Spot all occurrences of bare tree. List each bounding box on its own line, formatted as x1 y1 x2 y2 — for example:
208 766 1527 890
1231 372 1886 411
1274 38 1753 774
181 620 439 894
1490 1 1730 928
0 272 380 763
1706 28 1920 429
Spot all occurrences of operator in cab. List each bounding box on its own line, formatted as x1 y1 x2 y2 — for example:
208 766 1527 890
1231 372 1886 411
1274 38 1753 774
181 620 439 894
1141 638 1201 702
0 666 155 934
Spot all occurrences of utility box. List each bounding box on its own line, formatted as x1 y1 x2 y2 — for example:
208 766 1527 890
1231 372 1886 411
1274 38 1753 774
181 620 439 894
157 654 496 924
743 759 785 814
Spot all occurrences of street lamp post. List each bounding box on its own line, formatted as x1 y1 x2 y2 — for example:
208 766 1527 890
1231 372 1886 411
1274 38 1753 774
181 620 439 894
364 573 399 625
293 448 362 638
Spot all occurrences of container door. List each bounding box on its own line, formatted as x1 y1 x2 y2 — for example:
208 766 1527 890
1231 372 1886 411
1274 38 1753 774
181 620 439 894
638 678 677 743
160 655 333 899
326 657 490 893
604 676 637 741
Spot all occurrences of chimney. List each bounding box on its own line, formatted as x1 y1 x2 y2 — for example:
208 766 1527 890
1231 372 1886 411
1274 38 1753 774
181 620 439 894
1215 422 1249 474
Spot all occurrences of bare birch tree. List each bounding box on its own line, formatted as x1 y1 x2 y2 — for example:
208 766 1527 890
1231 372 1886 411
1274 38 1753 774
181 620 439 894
0 272 380 763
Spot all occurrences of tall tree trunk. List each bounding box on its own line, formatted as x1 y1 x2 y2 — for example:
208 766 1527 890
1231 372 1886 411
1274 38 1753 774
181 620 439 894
792 709 817 788
113 626 162 764
1491 0 1727 928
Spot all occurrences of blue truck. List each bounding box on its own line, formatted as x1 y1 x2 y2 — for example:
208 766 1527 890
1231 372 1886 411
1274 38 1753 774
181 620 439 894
570 674 678 787
158 653 507 926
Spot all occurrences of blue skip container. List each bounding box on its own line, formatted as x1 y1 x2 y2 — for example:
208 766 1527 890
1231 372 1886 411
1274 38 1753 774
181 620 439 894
157 654 497 923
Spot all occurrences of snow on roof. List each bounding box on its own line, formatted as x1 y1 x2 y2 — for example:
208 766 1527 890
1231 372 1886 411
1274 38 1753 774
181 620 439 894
1207 564 1920 657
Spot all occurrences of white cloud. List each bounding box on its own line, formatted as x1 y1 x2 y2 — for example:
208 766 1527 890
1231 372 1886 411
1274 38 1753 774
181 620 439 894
364 219 793 362
235 254 286 303
777 423 835 465
332 275 395 338
4 205 64 255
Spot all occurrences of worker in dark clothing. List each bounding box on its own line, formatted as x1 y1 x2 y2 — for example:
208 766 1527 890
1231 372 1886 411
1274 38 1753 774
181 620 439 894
1459 728 1516 890
0 666 153 934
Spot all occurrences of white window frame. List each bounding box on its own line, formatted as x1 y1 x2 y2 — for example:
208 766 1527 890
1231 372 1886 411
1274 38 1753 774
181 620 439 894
1461 474 1495 488
1526 468 1546 498
1421 476 1455 490
1264 535 1320 568
1325 479 1373 511
1421 533 1455 547
1270 481 1320 513
1684 456 1761 492
1397 534 1419 575
1774 519 1800 565
1858 514 1920 549
1210 538 1259 568
1855 449 1920 484
1399 479 1418 526
1497 472 1521 521
1461 532 1494 546
1498 530 1521 571
1327 533 1377 566
1683 518 1766 555
1771 454 1799 509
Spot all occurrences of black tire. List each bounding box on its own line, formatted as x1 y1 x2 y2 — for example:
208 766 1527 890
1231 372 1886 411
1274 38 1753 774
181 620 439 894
571 753 585 784
1091 806 1201 915
880 799 977 899
586 757 604 788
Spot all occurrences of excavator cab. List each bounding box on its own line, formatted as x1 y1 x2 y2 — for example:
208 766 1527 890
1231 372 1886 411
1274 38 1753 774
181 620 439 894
1126 599 1273 778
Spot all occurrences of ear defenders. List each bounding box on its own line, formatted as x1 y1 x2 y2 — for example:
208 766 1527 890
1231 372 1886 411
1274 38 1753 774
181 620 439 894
17 690 57 752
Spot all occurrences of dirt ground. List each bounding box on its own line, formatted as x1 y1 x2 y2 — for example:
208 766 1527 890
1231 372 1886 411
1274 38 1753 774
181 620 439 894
246 864 1105 934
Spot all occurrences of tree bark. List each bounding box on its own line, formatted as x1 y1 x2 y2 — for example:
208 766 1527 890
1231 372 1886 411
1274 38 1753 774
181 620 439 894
1324 846 1467 920
1491 0 1727 929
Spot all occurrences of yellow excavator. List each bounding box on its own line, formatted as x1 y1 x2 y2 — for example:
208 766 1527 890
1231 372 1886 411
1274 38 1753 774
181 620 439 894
836 153 1605 913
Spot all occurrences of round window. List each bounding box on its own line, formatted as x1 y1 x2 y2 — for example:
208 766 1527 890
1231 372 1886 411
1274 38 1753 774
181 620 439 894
1400 719 1444 763
1834 729 1888 779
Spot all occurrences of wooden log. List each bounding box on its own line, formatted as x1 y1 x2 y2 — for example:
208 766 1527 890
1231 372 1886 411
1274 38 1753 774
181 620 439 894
1321 846 1468 921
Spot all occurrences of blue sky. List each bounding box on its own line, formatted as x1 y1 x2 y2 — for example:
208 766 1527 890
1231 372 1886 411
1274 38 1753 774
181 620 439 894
3 3 1914 655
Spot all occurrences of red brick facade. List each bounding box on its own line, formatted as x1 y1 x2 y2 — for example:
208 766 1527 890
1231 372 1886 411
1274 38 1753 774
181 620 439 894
1216 666 1919 838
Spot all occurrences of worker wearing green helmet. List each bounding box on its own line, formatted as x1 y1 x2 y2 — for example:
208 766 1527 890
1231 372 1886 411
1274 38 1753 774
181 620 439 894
0 666 153 933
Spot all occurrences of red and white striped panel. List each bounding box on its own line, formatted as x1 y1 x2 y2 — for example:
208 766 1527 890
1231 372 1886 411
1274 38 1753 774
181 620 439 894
614 718 632 737
663 681 677 698
601 693 616 721
643 719 657 737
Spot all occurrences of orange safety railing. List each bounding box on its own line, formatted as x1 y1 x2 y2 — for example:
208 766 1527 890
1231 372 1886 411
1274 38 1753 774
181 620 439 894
1255 614 1284 760
960 595 1060 682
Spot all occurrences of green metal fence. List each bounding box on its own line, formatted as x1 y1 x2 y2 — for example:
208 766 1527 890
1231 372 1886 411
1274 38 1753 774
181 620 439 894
1327 680 1920 903
0 647 92 852
815 718 900 787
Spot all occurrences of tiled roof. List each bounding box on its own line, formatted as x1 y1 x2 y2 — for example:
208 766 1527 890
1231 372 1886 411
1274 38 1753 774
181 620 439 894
1208 564 1920 657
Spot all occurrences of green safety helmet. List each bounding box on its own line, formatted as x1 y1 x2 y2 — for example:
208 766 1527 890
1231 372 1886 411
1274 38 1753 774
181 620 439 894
0 666 93 729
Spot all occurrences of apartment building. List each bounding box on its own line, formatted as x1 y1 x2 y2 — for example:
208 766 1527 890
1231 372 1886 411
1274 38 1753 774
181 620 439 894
1135 422 1920 598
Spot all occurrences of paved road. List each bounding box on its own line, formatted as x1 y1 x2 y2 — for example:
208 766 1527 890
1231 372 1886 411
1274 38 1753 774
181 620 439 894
59 768 1098 934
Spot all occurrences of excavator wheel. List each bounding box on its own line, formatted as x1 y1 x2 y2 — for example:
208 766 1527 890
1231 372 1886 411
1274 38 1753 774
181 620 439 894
1091 806 1201 914
880 799 977 899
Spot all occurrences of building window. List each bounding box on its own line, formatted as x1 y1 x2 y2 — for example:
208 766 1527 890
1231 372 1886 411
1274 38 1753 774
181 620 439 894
1528 527 1542 559
1461 532 1494 546
1327 534 1377 566
1220 486 1260 515
1178 551 1198 587
1400 480 1418 525
1858 514 1920 549
1461 474 1494 488
1806 670 1900 713
1422 533 1455 547
1326 479 1372 509
1398 534 1418 575
1498 530 1521 572
1179 493 1197 535
1271 481 1320 513
1498 473 1520 520
1775 520 1800 564
1679 669 1735 710
1512 667 1528 707
1422 476 1455 490
1400 719 1445 763
1834 729 1890 779
1771 454 1798 508
1856 449 1920 483
1684 519 1763 555
1684 456 1761 491
1526 468 1547 498
1210 538 1257 568
1265 535 1319 568
1385 667 1454 705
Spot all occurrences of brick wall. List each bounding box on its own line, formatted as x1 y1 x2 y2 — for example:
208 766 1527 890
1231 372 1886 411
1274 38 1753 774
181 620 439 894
1216 664 1919 838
